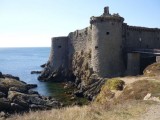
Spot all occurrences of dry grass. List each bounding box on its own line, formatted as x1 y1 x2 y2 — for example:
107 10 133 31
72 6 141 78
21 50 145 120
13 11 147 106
117 80 160 102
7 100 155 120
143 62 160 76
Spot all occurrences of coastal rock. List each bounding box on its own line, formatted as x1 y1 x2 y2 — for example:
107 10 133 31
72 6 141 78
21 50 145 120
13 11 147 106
0 111 9 119
0 78 27 90
0 72 4 78
40 63 46 68
0 72 61 115
3 74 19 80
9 87 28 93
31 71 42 74
0 92 6 98
29 104 48 110
39 50 105 101
0 84 8 94
13 99 29 109
0 98 11 111
11 103 25 112
26 84 37 89
28 90 39 95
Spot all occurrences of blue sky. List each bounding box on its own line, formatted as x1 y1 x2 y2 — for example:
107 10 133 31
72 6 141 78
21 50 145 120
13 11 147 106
0 0 160 47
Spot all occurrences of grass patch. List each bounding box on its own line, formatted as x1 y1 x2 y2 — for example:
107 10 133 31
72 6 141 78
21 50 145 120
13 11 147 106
105 78 125 90
94 78 125 104
143 62 160 76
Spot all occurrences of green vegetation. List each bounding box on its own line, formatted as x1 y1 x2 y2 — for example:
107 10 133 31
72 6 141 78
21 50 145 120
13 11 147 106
45 82 89 106
105 78 125 90
94 78 125 104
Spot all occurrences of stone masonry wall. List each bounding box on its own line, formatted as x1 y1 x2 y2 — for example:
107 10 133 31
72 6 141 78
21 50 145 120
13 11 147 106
48 37 69 71
68 27 92 69
125 26 160 49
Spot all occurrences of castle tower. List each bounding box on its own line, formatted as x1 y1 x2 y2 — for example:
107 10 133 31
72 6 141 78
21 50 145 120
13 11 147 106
49 37 68 71
90 7 125 77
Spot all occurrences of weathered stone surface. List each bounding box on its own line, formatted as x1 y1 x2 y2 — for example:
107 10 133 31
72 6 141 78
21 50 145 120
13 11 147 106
0 72 61 115
0 98 11 111
39 50 105 101
0 84 8 94
26 84 37 89
13 99 29 109
11 103 25 111
28 90 39 95
9 87 28 93
3 74 19 80
0 92 6 98
0 78 27 90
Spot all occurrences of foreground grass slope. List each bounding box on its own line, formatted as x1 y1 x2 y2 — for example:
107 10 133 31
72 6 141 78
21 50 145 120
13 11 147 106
7 100 156 120
6 62 160 120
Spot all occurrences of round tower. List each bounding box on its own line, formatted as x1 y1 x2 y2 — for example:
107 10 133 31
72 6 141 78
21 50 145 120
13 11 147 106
49 37 68 71
90 7 125 77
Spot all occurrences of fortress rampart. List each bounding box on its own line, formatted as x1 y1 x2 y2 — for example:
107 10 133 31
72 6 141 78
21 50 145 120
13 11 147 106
48 6 160 78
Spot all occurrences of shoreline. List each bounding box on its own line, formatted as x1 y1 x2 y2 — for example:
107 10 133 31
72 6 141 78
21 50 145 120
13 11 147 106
0 72 61 118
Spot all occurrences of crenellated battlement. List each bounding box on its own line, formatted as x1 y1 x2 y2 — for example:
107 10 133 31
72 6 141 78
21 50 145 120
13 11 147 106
90 16 124 24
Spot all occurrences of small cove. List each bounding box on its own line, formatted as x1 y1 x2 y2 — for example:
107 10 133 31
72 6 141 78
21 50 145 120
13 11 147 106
0 47 52 96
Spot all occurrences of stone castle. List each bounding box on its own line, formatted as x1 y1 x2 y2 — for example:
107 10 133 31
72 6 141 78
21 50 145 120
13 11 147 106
47 6 160 79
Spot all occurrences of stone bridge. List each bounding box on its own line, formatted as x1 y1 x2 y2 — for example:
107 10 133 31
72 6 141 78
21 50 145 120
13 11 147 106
127 48 160 56
125 48 160 76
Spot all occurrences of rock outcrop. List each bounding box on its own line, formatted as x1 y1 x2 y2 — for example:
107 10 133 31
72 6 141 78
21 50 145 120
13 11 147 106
0 72 61 116
38 50 105 101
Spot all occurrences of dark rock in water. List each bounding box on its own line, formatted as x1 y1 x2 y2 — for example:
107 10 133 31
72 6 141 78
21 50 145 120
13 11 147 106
28 90 39 95
3 74 19 80
40 63 46 68
31 71 42 74
26 84 37 89
0 72 4 78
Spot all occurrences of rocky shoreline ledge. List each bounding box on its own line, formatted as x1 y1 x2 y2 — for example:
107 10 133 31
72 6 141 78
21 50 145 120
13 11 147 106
0 72 61 118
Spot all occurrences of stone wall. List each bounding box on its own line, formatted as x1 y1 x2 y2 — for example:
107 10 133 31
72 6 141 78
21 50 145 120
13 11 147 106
68 27 92 69
49 37 69 71
125 26 160 49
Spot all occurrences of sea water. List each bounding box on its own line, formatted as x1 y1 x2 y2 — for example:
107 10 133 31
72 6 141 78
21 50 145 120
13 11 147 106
0 47 63 96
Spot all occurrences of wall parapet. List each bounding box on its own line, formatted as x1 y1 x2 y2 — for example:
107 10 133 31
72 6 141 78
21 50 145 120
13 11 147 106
90 16 124 24
126 25 160 32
